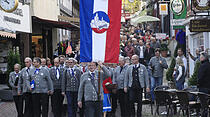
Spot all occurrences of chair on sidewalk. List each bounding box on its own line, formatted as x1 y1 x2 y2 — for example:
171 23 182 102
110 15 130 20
154 90 174 116
155 85 171 91
198 92 210 117
176 91 200 117
142 88 153 115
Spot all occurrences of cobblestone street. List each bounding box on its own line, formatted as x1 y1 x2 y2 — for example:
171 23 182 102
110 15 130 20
0 100 185 117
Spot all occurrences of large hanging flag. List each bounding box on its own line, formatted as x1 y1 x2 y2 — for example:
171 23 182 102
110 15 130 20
80 0 122 63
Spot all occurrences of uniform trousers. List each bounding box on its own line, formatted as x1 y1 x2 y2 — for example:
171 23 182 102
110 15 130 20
32 93 49 117
13 95 23 117
85 101 103 117
23 92 33 117
51 89 64 117
66 91 78 117
128 88 143 117
117 89 129 117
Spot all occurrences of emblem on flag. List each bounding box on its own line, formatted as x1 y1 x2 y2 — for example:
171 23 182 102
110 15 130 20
90 11 110 34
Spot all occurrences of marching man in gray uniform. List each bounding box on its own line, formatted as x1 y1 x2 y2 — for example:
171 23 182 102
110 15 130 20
62 58 82 117
18 57 34 117
27 57 53 117
112 56 129 117
9 63 23 117
78 62 111 117
50 57 64 117
124 55 150 117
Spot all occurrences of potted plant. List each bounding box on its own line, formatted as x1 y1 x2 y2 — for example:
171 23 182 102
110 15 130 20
166 57 176 88
188 61 201 86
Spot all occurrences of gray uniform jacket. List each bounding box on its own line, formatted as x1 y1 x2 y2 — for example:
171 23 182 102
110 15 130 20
149 56 168 78
28 67 53 94
113 65 128 89
18 66 34 93
9 72 20 96
78 66 111 102
62 67 82 92
49 67 64 90
124 64 149 88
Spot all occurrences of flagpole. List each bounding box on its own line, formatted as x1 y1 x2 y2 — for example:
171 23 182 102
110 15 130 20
98 64 101 100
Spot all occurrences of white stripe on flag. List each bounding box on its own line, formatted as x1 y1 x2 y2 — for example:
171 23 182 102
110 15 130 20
92 0 109 62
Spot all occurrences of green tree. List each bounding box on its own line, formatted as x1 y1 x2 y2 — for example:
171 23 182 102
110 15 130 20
6 50 21 87
188 61 201 86
166 57 176 82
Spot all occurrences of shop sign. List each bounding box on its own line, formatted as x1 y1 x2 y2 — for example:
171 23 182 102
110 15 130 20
170 0 185 15
192 0 210 10
0 3 31 33
156 33 167 39
171 19 185 26
159 3 168 15
190 19 210 32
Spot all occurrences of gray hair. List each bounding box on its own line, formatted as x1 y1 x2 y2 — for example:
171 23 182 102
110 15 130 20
14 63 21 69
25 57 32 62
201 52 208 60
119 56 125 61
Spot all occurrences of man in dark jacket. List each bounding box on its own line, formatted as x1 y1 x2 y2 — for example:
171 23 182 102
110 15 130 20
197 52 210 117
197 52 210 93
144 42 155 66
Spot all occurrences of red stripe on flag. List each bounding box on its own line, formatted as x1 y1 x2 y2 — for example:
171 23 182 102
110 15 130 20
104 0 122 63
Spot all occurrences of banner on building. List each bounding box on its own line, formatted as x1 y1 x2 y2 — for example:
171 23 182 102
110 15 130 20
80 0 122 63
170 0 186 29
159 3 168 15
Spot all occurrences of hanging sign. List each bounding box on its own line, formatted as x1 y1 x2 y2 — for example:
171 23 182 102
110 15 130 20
170 0 185 15
192 0 210 10
159 3 168 15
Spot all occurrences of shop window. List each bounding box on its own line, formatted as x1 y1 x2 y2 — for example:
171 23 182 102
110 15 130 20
192 33 204 55
32 36 43 58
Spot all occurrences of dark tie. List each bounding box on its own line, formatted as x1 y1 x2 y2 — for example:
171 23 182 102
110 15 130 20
71 69 75 77
91 73 95 80
120 67 123 73
26 68 30 74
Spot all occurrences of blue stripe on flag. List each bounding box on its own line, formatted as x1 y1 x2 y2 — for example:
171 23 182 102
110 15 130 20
80 0 94 62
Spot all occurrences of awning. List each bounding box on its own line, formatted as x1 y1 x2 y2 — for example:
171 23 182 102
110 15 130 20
0 31 16 38
32 16 79 30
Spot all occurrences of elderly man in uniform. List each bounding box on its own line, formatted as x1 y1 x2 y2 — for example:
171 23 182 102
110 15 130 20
9 64 23 117
62 58 82 117
18 57 34 117
28 57 53 117
78 62 111 117
59 55 66 69
41 58 49 71
50 57 64 117
124 55 150 117
113 56 129 117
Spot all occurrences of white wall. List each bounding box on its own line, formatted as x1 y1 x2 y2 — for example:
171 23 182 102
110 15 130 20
31 0 59 21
